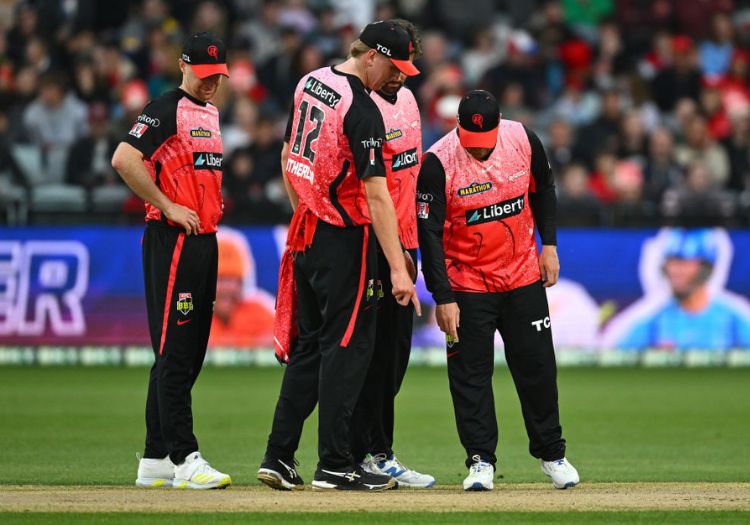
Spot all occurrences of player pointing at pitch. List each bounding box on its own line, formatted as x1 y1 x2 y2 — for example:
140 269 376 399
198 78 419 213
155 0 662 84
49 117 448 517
417 90 579 491
257 20 420 492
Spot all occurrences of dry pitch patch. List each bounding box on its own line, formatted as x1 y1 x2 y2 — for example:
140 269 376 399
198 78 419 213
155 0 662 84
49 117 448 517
1 483 748 513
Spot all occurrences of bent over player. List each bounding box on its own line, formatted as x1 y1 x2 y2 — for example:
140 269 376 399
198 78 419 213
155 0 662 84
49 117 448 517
112 33 231 490
416 90 579 491
257 20 420 492
350 19 434 488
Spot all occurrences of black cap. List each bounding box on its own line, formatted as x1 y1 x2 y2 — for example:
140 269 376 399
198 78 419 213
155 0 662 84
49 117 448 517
457 90 500 148
359 20 420 77
181 32 229 78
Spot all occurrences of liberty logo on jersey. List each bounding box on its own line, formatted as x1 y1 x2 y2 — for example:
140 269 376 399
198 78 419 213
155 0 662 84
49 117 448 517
303 77 342 108
465 195 525 225
458 181 493 197
391 148 418 171
193 152 223 170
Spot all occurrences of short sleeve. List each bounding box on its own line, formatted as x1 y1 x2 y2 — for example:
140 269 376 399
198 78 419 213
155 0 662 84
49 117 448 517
122 96 178 159
343 93 386 179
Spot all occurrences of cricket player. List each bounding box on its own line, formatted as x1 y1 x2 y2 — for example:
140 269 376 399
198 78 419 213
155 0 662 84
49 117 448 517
112 32 231 489
350 19 434 488
257 20 420 492
417 90 579 491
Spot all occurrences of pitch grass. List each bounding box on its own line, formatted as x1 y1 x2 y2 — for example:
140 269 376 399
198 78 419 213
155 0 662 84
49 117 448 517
0 366 748 486
2 511 750 524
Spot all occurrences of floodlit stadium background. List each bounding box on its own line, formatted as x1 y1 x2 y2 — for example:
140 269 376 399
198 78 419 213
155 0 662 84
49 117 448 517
1 0 750 367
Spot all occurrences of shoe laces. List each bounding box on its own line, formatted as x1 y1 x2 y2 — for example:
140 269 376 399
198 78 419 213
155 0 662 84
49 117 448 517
278 458 300 479
547 458 567 470
469 454 491 473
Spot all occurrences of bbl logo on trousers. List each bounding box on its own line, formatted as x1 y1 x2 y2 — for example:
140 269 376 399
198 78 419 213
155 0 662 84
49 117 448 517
177 292 193 315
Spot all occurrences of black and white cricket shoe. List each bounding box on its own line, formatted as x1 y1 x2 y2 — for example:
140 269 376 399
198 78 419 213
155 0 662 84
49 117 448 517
257 457 305 490
311 465 396 491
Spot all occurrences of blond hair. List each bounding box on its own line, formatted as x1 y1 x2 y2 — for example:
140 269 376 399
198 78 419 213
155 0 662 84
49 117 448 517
348 39 372 58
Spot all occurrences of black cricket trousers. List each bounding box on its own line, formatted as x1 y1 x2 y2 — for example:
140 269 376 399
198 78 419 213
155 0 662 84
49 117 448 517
448 280 566 468
265 221 378 471
351 248 417 462
142 221 217 465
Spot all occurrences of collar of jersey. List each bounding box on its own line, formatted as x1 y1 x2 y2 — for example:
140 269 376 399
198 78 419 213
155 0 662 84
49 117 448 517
177 88 208 107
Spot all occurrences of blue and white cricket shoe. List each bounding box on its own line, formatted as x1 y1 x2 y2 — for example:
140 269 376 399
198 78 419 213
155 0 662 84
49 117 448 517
541 457 579 489
363 453 436 488
463 455 494 491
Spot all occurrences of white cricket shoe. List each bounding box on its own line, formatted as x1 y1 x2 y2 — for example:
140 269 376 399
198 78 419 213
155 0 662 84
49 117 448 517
173 451 232 489
463 455 494 491
541 457 579 489
135 455 175 488
362 453 436 488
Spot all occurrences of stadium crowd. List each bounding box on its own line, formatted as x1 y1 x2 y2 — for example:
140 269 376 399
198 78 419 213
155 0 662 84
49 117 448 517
1 0 750 227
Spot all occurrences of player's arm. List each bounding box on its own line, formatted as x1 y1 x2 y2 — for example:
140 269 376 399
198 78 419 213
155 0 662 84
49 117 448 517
112 99 200 235
525 124 559 287
346 98 420 315
280 104 299 210
417 152 459 342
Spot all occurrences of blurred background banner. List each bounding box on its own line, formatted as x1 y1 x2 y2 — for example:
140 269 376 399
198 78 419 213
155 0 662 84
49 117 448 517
2 226 749 353
2 1 750 364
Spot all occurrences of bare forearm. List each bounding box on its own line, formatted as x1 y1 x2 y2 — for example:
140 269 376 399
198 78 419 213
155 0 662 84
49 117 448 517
112 144 172 212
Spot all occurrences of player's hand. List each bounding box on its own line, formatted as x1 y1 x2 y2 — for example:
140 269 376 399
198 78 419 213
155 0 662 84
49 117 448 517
403 250 417 282
391 268 421 316
164 202 201 235
539 245 559 288
436 302 460 343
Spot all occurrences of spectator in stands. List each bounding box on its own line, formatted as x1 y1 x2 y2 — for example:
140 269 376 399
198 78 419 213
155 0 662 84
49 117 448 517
661 160 736 226
480 29 544 109
610 159 653 226
617 109 648 162
651 36 702 113
556 163 603 226
573 89 623 168
23 72 87 152
257 25 302 109
642 127 684 205
699 13 735 81
66 102 118 190
722 114 750 193
700 84 731 141
545 118 574 174
588 151 618 203
674 114 730 187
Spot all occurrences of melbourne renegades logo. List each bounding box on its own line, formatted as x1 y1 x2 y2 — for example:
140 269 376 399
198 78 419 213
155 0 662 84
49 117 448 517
207 45 219 60
472 113 484 129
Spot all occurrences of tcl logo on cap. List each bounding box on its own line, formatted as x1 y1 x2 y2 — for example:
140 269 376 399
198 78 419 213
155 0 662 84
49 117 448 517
376 44 392 56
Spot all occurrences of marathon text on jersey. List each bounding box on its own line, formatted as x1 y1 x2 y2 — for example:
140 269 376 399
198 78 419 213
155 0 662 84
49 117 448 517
193 152 223 170
465 194 525 225
303 77 342 109
190 127 212 138
458 181 493 197
286 157 315 183
391 148 419 171
385 128 403 141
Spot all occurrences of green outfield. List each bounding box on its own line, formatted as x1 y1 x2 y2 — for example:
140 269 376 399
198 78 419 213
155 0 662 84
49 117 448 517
0 366 748 523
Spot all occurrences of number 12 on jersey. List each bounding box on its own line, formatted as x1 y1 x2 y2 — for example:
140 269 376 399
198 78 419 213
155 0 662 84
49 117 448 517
291 100 325 162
